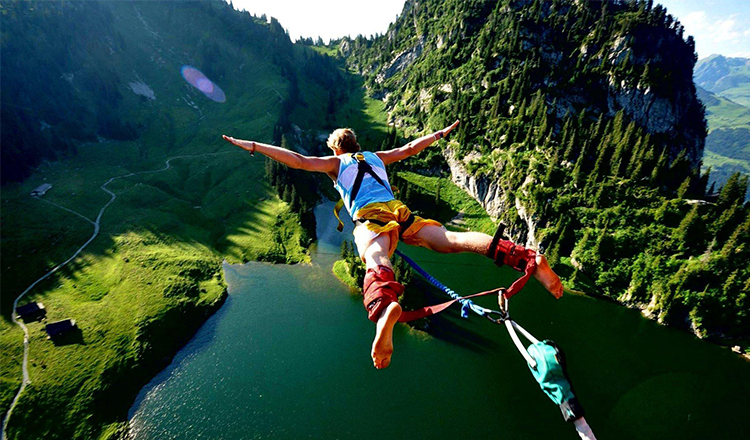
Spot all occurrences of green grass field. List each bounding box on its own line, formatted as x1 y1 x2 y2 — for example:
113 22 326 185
0 136 310 439
699 85 750 198
332 69 390 148
703 92 750 132
717 83 750 109
397 171 497 234
703 149 750 174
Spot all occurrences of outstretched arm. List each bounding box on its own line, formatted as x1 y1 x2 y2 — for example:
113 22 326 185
222 135 339 177
376 120 459 166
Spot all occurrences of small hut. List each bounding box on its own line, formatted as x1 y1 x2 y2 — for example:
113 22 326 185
45 319 77 339
16 302 46 322
30 183 52 197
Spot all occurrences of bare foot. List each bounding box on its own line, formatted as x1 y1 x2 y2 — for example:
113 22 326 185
533 254 564 299
371 302 402 369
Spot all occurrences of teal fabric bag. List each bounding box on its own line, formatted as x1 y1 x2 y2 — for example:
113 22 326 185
527 340 583 422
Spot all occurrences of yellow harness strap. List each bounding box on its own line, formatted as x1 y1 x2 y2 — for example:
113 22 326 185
333 199 346 232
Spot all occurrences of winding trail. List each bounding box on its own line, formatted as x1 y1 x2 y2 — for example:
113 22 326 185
1 151 235 440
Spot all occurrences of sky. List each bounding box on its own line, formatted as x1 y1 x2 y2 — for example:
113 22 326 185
229 0 406 43
229 0 750 60
658 0 750 59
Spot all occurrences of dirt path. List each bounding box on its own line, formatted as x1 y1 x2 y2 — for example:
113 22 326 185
2 151 235 440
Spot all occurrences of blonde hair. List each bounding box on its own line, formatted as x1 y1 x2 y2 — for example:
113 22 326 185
327 128 360 153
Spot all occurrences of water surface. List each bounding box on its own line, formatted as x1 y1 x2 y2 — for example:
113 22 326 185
129 202 750 439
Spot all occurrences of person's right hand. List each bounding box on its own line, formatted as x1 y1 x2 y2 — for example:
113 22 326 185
222 135 255 153
440 119 461 137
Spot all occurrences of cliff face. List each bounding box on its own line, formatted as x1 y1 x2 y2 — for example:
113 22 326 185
446 149 506 216
601 25 705 167
446 148 537 245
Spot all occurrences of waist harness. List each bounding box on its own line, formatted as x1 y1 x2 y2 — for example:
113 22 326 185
334 153 396 232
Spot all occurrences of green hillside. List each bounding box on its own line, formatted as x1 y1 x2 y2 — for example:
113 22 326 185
0 1 348 438
695 55 750 107
695 86 750 199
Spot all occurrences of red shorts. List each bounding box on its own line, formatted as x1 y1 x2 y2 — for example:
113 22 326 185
362 265 404 322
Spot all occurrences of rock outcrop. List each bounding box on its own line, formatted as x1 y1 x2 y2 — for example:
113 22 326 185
446 148 506 220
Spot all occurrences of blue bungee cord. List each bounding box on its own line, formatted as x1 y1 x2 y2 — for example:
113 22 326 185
393 249 597 439
394 250 495 319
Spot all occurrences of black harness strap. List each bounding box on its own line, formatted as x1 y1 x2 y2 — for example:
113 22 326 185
350 153 393 202
487 223 506 259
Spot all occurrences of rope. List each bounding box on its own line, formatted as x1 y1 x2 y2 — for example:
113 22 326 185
394 249 494 319
394 249 595 438
394 249 537 368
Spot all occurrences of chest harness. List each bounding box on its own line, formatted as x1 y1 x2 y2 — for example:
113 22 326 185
333 153 415 237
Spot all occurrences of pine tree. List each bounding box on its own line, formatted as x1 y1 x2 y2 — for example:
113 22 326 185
632 137 654 180
720 215 750 260
290 186 300 211
713 202 744 246
716 172 749 210
563 131 577 162
537 112 549 144
589 134 612 185
341 240 350 260
545 149 564 187
672 205 704 254
677 175 692 199
626 136 644 176
651 148 669 186
572 140 589 188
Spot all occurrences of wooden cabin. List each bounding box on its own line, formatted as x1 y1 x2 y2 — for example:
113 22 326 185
30 183 52 197
45 319 77 339
16 302 46 322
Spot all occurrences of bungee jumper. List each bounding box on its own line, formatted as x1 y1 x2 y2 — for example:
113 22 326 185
222 120 563 369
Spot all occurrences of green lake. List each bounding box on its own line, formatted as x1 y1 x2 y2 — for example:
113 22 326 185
128 202 750 439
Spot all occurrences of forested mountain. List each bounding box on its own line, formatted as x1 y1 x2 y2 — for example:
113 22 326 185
0 0 337 185
338 0 749 339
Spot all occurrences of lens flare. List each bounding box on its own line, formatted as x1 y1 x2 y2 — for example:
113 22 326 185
180 65 226 103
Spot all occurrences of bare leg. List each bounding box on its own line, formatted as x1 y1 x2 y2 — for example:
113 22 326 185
414 225 563 298
353 229 402 369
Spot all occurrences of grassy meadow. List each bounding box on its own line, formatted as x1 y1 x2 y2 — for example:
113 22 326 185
0 132 312 438
697 85 750 199
0 1 341 437
0 28 398 440
397 171 497 234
